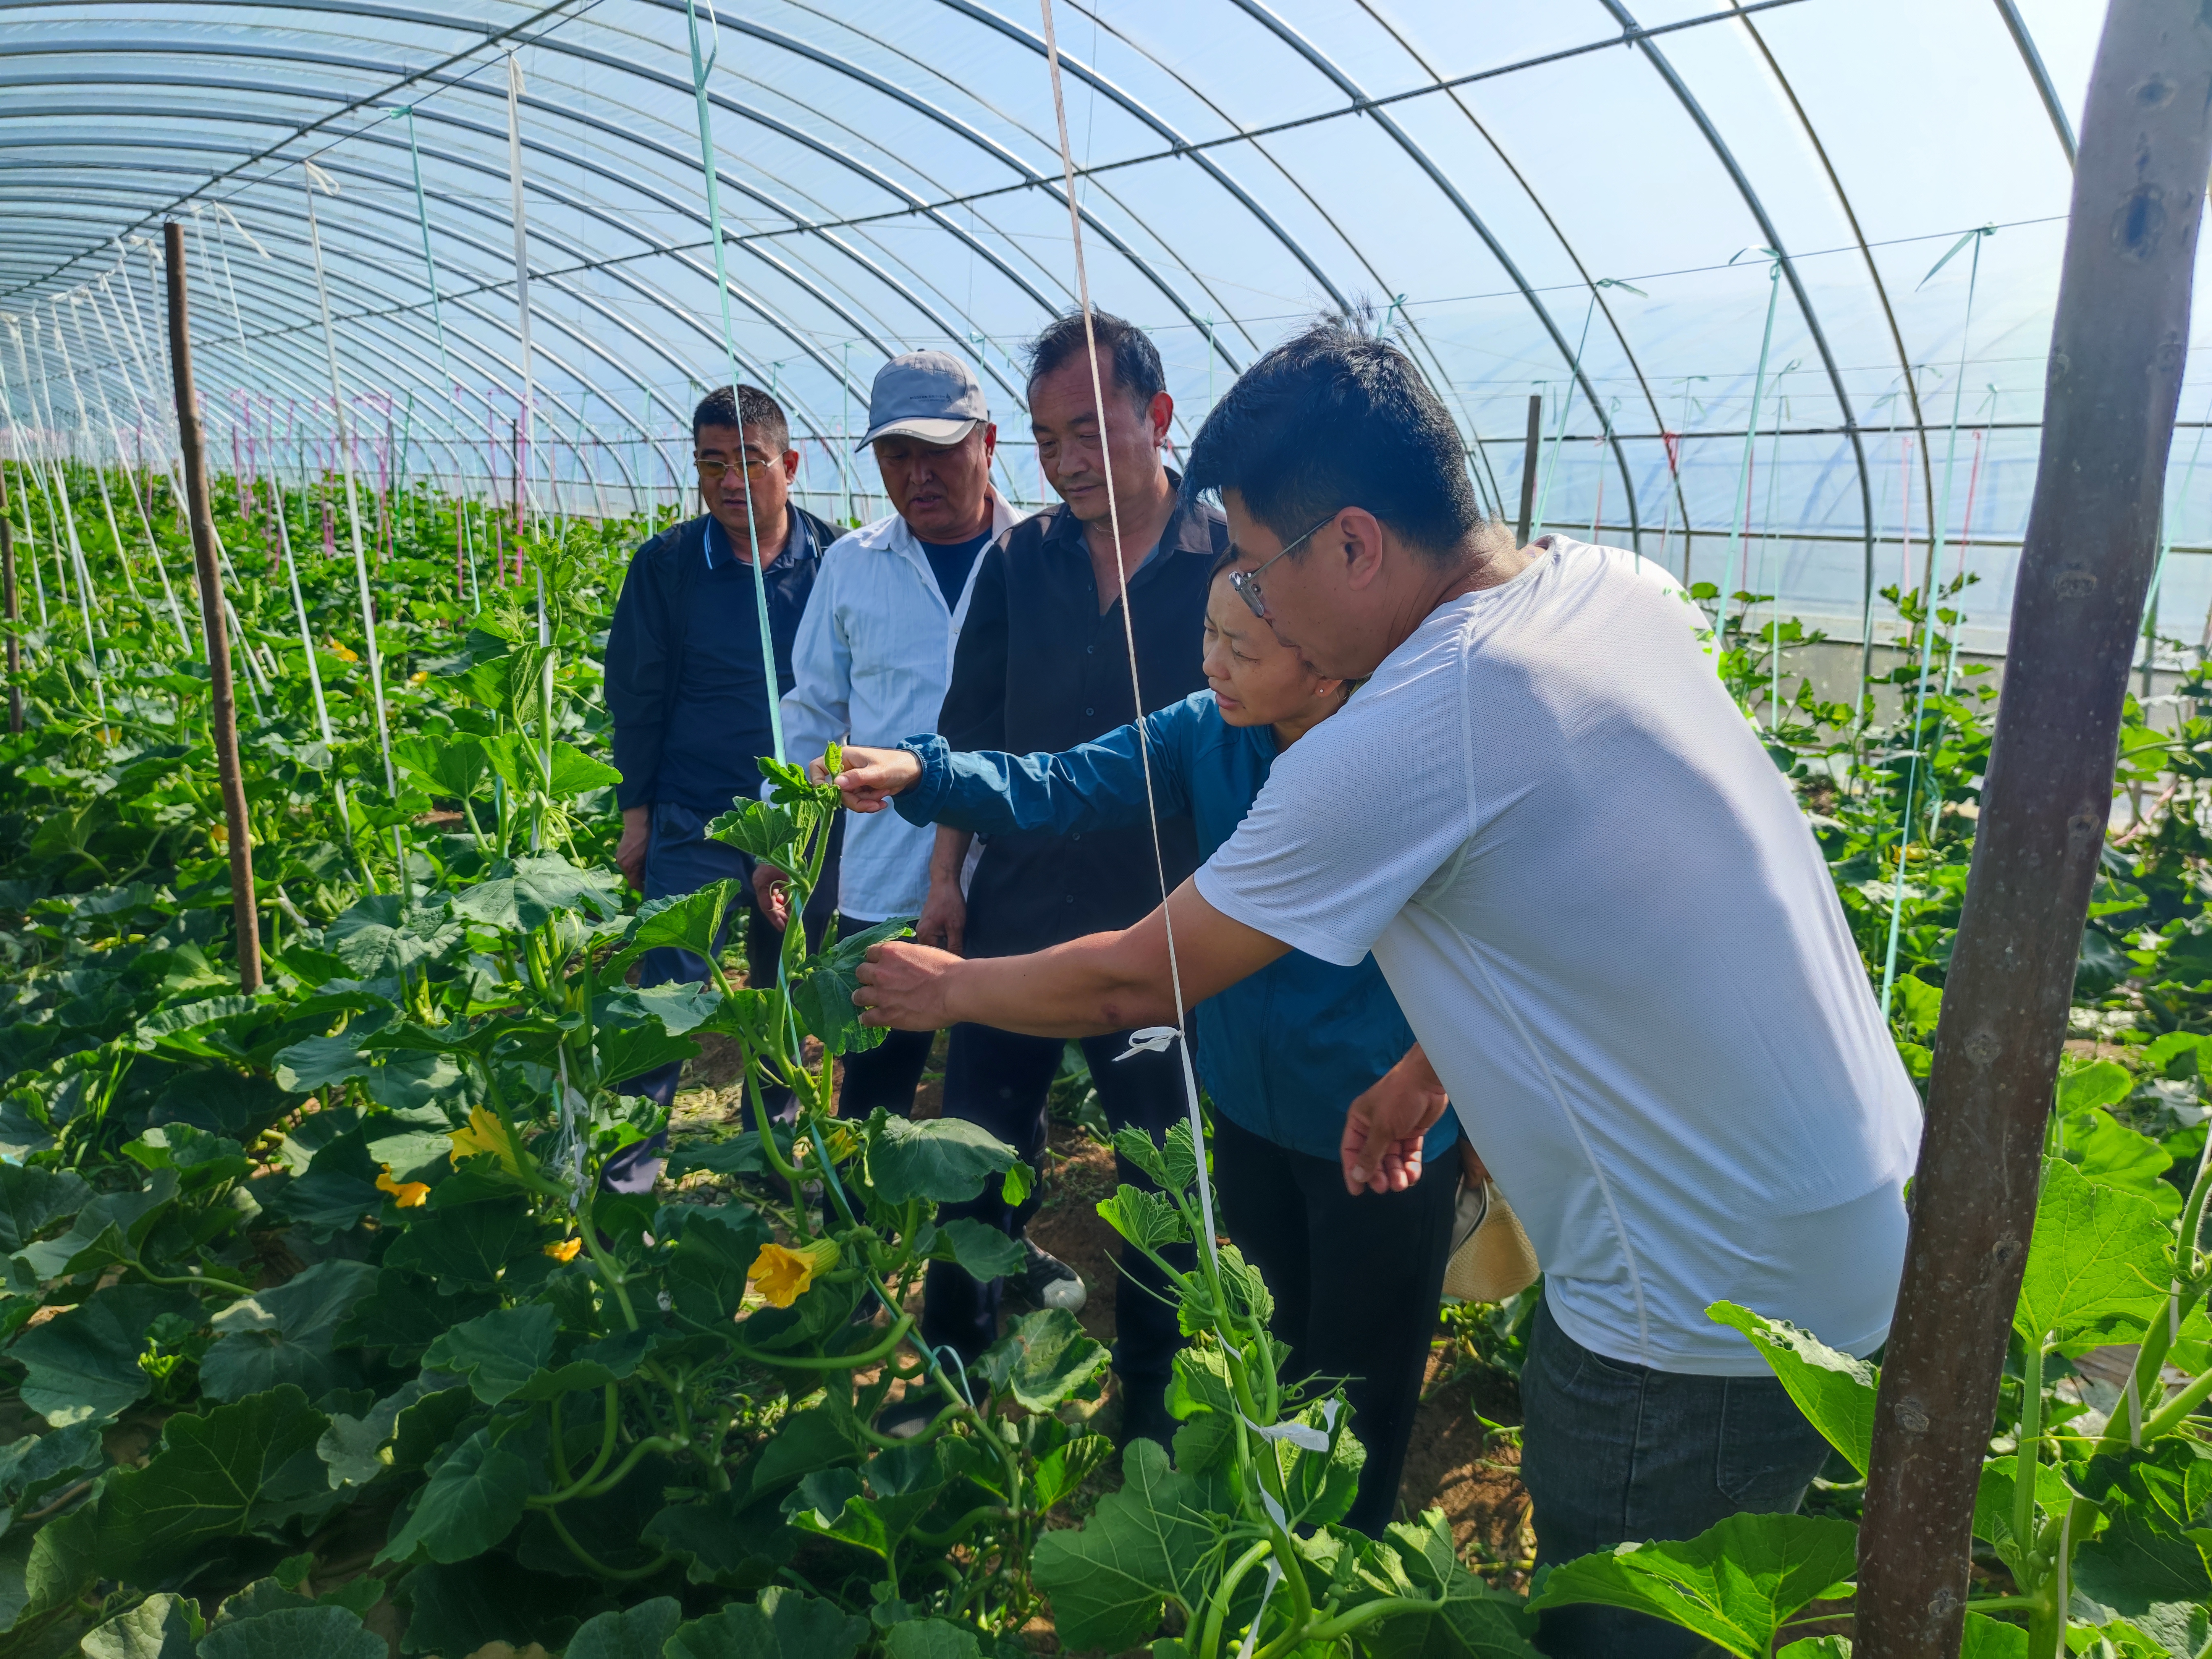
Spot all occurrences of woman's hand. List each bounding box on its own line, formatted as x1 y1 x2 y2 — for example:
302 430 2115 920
752 862 791 931
1341 1043 1450 1196
811 744 922 813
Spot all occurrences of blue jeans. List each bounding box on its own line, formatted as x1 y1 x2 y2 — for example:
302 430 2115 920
1519 1297 1833 1657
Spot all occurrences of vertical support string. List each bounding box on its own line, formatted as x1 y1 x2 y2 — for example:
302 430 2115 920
302 165 403 840
1717 255 1783 660
1038 0 1221 1273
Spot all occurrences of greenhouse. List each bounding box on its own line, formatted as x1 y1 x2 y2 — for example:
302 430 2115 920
0 0 2207 1654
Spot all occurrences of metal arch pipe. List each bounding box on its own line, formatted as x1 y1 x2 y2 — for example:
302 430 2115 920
2 129 849 454
0 76 902 427
1594 0 1877 647
11 179 650 502
1991 0 2079 167
1216 0 1642 542
1725 0 1932 683
0 43 1041 416
918 0 1347 333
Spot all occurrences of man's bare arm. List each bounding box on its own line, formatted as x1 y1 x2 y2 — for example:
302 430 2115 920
854 878 1288 1037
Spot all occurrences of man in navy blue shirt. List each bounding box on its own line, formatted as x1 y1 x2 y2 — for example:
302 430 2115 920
603 385 839 1160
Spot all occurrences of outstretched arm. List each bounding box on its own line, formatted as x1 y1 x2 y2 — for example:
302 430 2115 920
854 877 1288 1038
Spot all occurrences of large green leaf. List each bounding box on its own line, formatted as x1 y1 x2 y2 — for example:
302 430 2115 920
883 1622 983 1659
1708 1302 1878 1476
392 734 492 804
598 982 725 1037
393 1554 589 1658
318 1374 449 1490
642 1489 798 1589
94 1385 333 1578
2061 1107 2180 1217
613 882 742 974
198 1606 385 1659
665 1206 771 1326
2014 1155 2173 1346
377 1417 545 1565
325 896 465 978
452 853 622 934
333 1267 498 1361
13 1167 178 1282
2057 1059 2133 1115
81 1591 206 1658
1031 1437 1216 1653
258 1126 383 1240
0 1504 98 1640
932 1217 1025 1281
271 1031 376 1093
0 1166 88 1253
200 1259 378 1403
593 1021 700 1088
972 1307 1110 1413
0 1423 104 1522
1526 1511 1859 1659
566 1597 684 1659
2071 1440 2212 1618
383 1197 544 1289
666 1586 867 1659
9 1282 199 1426
420 1305 560 1405
867 1113 1020 1205
1362 1510 1543 1657
1097 1184 1190 1252
706 800 810 867
791 918 912 1055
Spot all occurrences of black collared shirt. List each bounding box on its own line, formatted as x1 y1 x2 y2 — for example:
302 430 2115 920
938 483 1226 957
605 506 828 814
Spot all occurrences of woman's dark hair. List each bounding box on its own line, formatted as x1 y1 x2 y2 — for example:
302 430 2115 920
1182 320 1484 564
1024 310 1166 414
693 384 789 451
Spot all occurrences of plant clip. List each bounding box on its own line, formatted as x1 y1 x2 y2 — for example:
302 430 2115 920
1114 1026 1179 1062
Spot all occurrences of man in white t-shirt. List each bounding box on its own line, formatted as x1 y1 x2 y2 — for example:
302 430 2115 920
844 322 1919 1658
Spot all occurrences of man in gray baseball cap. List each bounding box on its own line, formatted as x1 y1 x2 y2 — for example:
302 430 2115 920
856 349 991 450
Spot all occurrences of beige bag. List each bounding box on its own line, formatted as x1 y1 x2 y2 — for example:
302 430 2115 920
1441 1179 1540 1303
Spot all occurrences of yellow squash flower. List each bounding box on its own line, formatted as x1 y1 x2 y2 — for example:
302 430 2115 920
375 1167 429 1208
749 1238 840 1309
448 1106 529 1180
543 1237 582 1263
327 636 360 663
408 669 429 685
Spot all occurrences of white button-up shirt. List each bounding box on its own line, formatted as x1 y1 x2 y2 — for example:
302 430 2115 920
776 492 1027 922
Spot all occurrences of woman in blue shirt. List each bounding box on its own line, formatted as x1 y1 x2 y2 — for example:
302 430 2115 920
821 555 1466 1536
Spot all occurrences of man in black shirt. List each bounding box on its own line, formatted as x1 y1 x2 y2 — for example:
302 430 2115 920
919 314 1223 1446
602 385 839 1169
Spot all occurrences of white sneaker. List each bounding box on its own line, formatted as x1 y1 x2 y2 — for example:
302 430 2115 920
1019 1237 1087 1313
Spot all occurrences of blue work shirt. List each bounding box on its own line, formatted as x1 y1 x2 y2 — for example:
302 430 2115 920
894 691 1458 1164
605 507 826 815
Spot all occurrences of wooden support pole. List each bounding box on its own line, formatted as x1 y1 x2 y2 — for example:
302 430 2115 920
1516 391 1541 547
2 462 18 736
163 221 261 995
1856 5 2212 1653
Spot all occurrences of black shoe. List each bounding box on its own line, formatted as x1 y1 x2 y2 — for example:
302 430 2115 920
1116 1373 1176 1454
873 1392 942 1440
1013 1237 1087 1314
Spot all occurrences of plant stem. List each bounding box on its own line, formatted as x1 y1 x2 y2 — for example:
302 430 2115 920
2011 1336 2046 1575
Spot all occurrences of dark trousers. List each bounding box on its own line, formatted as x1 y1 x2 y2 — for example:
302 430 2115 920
1520 1296 1832 1658
611 801 843 1192
921 1021 1195 1378
838 1027 935 1121
1211 1109 1457 1536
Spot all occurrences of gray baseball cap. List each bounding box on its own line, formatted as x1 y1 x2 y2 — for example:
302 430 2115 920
857 350 989 449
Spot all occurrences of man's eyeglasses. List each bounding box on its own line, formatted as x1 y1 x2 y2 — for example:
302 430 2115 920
695 454 776 482
1227 509 1340 619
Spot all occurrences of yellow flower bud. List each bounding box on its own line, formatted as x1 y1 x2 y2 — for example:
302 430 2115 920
544 1237 582 1263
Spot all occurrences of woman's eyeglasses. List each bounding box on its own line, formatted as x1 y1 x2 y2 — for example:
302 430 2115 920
1226 509 1340 619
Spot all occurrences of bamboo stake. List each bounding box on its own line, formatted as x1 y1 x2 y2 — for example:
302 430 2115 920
1856 5 2212 1652
164 221 260 995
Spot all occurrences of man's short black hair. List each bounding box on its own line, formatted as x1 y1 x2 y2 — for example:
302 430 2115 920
693 384 789 452
1182 321 1484 564
1024 310 1165 415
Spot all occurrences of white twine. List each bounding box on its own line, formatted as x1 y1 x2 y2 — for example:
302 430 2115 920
81 280 190 644
302 164 398 802
28 311 104 714
0 320 54 631
1036 0 1221 1272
